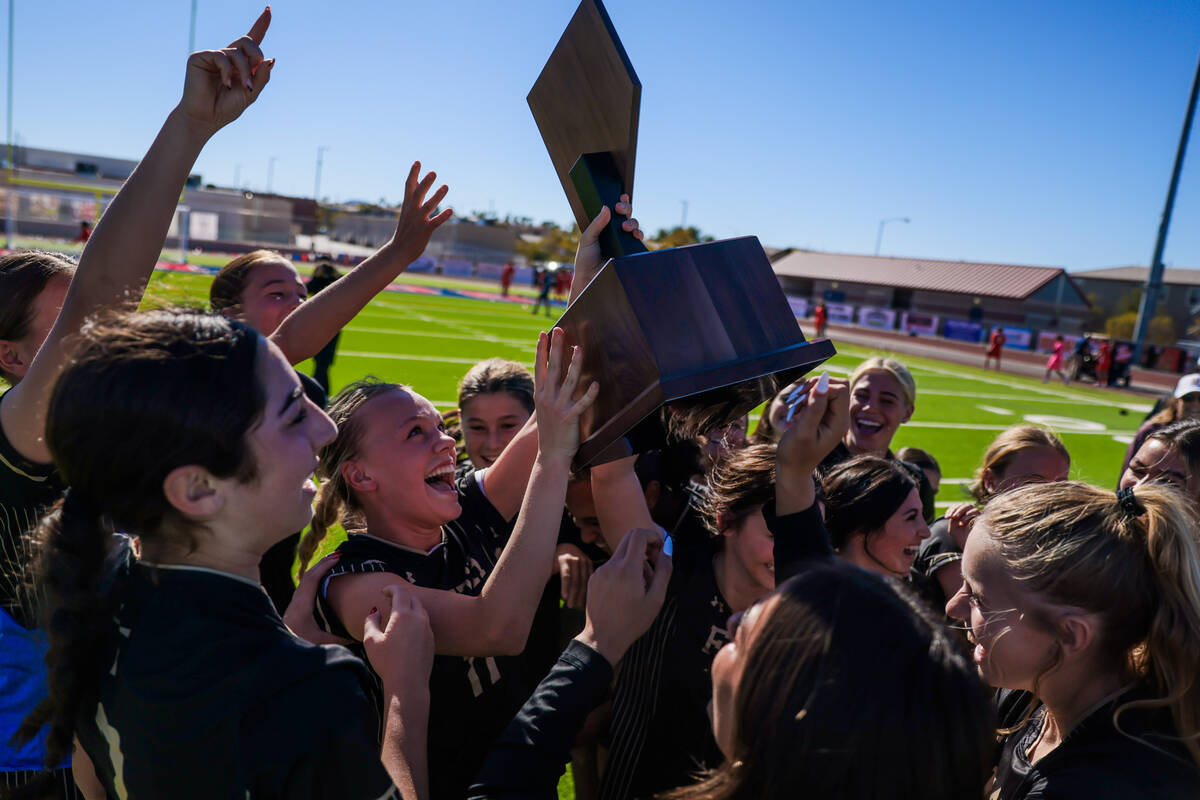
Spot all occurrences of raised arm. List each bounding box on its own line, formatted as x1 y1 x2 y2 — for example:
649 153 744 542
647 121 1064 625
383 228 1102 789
474 202 641 520
270 162 451 364
1 9 275 462
329 329 599 656
589 455 656 554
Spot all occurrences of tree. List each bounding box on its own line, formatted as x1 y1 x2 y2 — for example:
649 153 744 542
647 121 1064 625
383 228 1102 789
650 225 713 249
515 222 580 264
1105 311 1177 345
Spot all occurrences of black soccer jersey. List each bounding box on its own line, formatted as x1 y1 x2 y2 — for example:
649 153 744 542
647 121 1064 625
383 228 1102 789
0 390 66 629
75 554 397 800
600 535 731 800
316 469 530 800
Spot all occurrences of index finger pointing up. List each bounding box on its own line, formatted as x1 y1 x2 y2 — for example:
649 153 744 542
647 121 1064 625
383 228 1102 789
245 6 272 46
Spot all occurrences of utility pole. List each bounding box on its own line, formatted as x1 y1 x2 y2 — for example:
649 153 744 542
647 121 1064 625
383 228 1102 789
6 0 15 248
1133 51 1200 362
314 145 329 202
680 199 688 228
267 156 277 194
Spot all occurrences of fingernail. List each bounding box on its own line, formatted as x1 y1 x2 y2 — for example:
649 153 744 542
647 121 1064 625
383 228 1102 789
786 404 797 423
245 79 254 90
816 371 830 394
663 535 674 557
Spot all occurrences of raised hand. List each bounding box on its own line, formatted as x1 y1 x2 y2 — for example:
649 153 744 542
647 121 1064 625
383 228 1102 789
388 162 454 266
776 372 850 474
944 502 980 549
533 328 599 461
575 527 672 665
283 552 351 646
177 7 275 137
571 193 642 302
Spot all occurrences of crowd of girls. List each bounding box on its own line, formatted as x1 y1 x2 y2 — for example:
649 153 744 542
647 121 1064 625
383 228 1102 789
1 10 1199 800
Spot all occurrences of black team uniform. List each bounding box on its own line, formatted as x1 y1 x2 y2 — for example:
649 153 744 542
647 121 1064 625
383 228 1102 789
316 469 530 800
468 500 832 800
75 545 398 799
598 534 731 800
992 687 1198 799
0 391 81 799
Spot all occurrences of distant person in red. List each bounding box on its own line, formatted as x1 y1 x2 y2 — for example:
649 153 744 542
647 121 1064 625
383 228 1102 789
76 220 92 243
500 261 515 297
1097 338 1113 387
814 301 828 338
983 326 1006 370
554 267 570 300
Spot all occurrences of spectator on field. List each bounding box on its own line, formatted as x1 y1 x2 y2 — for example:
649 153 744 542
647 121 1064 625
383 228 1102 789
530 268 554 317
74 221 91 244
1096 338 1113 387
984 326 1006 370
813 300 828 338
1043 334 1069 385
500 261 515 297
306 261 344 394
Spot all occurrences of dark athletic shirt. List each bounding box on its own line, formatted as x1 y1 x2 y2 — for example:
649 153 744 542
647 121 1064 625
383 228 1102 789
993 686 1199 799
316 469 530 800
76 553 397 800
0 390 66 629
599 534 731 800
469 501 832 800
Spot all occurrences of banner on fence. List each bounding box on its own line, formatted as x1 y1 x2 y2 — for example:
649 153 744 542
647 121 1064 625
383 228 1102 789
786 296 810 318
900 312 939 336
1001 326 1034 350
944 319 984 344
827 303 856 324
857 306 897 330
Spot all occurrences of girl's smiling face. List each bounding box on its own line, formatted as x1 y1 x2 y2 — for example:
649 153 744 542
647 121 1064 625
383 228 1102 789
846 370 913 455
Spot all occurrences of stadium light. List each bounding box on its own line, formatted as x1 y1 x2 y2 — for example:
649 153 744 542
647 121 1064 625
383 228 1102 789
874 216 910 256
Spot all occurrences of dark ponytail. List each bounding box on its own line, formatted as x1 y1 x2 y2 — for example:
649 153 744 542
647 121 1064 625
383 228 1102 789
12 308 266 779
12 490 116 774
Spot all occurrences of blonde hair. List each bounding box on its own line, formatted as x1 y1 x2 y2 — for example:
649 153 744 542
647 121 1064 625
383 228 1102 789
969 425 1070 503
849 357 916 408
981 481 1200 763
295 377 409 575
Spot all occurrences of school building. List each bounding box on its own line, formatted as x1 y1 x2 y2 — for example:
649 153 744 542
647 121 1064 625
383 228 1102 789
1071 266 1200 340
768 249 1091 349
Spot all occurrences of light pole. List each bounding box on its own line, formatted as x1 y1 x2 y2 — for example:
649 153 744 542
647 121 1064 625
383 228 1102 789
874 216 910 256
313 145 329 202
6 0 15 248
267 156 277 194
680 199 688 228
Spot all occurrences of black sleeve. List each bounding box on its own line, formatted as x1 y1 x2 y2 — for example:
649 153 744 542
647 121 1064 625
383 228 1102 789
469 640 613 800
246 663 400 800
764 499 832 583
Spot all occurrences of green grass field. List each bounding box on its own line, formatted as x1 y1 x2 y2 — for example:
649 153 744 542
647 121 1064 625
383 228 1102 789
142 266 1148 549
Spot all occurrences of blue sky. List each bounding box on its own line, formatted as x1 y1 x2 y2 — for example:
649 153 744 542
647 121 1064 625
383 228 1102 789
7 1 1200 271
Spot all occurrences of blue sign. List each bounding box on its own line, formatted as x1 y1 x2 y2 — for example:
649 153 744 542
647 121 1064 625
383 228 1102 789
944 319 984 344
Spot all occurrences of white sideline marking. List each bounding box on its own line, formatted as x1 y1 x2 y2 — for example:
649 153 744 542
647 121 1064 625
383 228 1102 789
941 478 972 485
835 343 1153 413
345 325 532 348
904 420 1135 436
339 350 530 366
1112 435 1135 445
977 405 1013 416
1023 414 1106 432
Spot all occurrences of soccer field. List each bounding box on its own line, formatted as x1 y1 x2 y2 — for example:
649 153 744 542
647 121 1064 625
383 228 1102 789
147 267 1149 511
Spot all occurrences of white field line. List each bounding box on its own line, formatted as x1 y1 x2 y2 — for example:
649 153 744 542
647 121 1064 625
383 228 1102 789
369 299 544 325
338 350 531 366
904 420 1137 436
345 325 532 348
835 343 1153 413
976 405 1014 416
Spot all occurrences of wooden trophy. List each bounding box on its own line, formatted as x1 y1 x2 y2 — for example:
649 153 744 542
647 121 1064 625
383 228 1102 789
529 0 835 469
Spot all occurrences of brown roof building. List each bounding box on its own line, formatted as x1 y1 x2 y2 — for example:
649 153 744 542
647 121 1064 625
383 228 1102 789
769 249 1091 336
